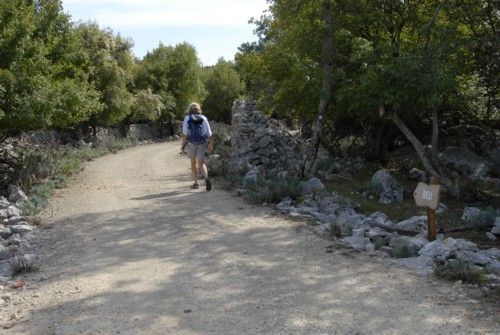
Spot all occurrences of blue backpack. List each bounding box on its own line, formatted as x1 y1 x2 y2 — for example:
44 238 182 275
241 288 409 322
187 115 206 144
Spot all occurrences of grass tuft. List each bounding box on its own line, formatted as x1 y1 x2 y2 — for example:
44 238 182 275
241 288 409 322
434 261 489 285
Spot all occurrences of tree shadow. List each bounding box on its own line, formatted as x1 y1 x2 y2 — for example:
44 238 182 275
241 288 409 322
11 187 499 334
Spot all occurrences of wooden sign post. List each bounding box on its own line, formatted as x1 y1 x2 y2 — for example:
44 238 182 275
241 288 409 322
413 177 440 241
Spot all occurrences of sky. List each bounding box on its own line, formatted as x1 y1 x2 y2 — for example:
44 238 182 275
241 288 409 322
61 0 269 66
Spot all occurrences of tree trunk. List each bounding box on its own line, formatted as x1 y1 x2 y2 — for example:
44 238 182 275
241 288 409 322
386 108 459 197
302 0 334 178
363 120 397 164
121 123 130 138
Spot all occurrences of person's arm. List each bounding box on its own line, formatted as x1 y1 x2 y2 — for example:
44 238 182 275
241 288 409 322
204 118 213 152
181 116 189 152
181 134 188 152
207 136 214 152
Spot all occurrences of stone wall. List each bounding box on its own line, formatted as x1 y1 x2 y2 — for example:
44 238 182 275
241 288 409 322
230 99 304 173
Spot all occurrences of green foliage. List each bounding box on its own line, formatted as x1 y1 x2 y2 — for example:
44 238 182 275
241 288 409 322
243 169 301 204
392 242 418 259
211 133 232 158
361 181 385 198
207 157 249 185
74 22 135 127
236 1 323 121
343 224 353 237
328 219 353 238
134 43 206 120
128 89 164 123
238 0 498 165
435 262 489 285
202 59 245 123
329 221 342 237
466 207 498 230
18 138 134 223
0 0 102 136
372 237 386 250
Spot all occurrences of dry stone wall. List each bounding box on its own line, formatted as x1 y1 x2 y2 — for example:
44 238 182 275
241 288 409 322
230 99 304 174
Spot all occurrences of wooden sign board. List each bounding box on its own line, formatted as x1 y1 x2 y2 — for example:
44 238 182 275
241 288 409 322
413 182 440 210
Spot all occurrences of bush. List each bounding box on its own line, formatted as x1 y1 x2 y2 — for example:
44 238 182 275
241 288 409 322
361 181 385 198
372 237 386 250
392 242 418 258
17 137 135 224
8 253 40 275
329 221 342 237
208 158 250 185
434 261 489 285
244 169 301 204
103 138 134 152
466 207 497 230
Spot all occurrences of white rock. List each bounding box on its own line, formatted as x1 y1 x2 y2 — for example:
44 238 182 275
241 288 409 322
486 232 497 241
365 243 376 253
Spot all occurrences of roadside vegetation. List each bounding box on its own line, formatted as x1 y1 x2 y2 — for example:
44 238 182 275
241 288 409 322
1 0 498 288
18 138 134 224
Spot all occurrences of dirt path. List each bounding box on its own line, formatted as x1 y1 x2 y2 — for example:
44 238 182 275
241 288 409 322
1 141 499 334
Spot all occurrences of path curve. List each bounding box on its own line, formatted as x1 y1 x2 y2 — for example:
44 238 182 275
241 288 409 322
1 141 498 334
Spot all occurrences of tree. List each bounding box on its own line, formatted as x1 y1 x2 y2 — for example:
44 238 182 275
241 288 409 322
453 0 499 135
134 44 174 106
168 43 206 117
236 0 324 124
119 88 164 137
202 59 245 123
0 0 101 138
129 89 164 123
134 42 206 120
303 0 334 177
75 21 134 137
240 0 497 197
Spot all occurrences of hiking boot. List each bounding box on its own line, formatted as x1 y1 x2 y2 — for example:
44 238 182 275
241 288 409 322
205 178 212 191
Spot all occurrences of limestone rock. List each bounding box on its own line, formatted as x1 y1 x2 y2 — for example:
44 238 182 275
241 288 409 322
439 146 491 180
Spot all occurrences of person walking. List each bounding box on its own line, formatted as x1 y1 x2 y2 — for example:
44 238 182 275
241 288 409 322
181 102 213 191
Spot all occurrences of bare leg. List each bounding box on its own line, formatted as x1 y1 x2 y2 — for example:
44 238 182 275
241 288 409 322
197 157 211 191
197 158 208 179
190 157 198 185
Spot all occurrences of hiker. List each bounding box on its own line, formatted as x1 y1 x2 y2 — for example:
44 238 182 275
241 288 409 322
181 102 213 191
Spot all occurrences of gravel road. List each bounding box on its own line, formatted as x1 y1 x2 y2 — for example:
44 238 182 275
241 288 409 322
1 141 499 334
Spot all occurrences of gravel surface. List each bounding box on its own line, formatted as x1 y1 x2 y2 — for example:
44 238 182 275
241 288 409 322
1 141 499 334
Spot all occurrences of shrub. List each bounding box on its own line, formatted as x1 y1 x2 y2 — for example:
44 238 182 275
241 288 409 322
208 158 250 185
372 237 386 250
8 253 40 275
343 224 353 237
244 169 301 204
466 207 497 230
104 138 134 152
361 181 385 198
434 262 489 285
329 221 342 237
17 137 135 224
392 242 418 258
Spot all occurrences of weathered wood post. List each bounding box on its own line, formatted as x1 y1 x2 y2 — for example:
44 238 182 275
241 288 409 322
427 177 440 241
414 177 441 241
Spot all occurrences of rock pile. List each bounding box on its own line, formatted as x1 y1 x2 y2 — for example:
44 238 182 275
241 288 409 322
276 192 500 281
230 99 304 174
0 144 20 191
0 186 37 277
439 146 492 181
223 98 500 289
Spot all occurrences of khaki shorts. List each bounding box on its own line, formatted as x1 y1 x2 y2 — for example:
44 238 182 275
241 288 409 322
186 142 207 159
